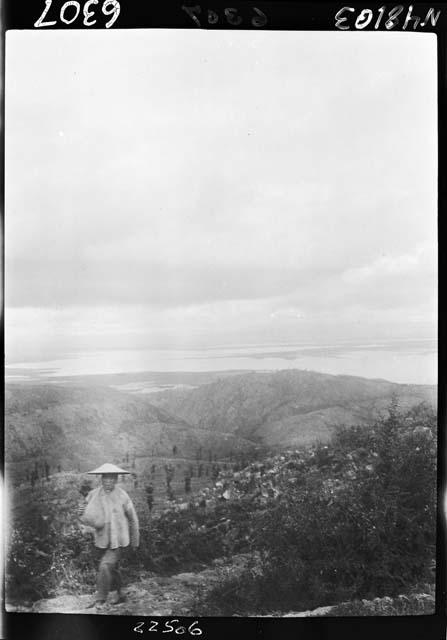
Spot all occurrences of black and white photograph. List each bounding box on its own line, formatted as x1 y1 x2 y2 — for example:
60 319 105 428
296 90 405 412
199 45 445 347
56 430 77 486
4 21 439 620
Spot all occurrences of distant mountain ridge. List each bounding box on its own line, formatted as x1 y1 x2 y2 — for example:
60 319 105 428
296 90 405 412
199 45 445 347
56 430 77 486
5 370 436 481
148 369 436 447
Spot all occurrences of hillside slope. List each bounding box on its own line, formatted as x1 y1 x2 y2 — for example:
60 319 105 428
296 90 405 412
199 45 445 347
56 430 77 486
6 401 436 616
149 369 436 447
5 383 255 478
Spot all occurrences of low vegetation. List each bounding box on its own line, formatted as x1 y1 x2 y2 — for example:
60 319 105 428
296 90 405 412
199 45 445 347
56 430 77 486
190 401 437 614
321 587 435 616
6 402 437 616
7 478 96 601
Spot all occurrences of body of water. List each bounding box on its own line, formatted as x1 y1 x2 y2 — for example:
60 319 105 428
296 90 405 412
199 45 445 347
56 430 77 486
5 339 437 385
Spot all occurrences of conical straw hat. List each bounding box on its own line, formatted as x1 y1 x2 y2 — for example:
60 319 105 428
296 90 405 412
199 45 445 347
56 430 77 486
87 463 131 475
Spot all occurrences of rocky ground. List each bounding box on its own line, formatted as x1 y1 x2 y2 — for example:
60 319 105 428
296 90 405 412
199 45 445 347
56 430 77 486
6 545 339 617
7 564 220 616
10 561 433 617
6 563 338 617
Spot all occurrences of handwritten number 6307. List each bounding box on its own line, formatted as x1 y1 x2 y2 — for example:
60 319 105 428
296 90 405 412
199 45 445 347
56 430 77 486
182 5 268 27
35 0 120 28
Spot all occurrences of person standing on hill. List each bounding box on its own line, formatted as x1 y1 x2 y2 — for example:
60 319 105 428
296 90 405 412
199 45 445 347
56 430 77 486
145 483 154 512
165 463 174 487
77 463 139 609
184 473 191 494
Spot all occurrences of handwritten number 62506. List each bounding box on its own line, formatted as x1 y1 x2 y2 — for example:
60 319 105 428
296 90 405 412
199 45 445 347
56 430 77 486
182 5 267 27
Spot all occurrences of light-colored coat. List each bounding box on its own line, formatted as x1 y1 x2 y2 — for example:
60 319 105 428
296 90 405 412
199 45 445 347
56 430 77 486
81 486 140 549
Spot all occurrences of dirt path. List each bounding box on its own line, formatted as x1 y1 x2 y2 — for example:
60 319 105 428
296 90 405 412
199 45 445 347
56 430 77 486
9 558 432 617
7 563 225 616
7 562 335 617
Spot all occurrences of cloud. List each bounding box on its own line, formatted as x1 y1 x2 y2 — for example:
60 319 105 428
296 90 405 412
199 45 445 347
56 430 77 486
5 258 333 308
5 30 437 360
270 308 304 320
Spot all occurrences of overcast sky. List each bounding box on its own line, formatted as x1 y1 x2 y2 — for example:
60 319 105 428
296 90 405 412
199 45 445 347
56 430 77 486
5 30 437 363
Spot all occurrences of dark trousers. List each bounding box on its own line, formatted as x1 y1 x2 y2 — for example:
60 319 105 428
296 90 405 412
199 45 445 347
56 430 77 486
95 547 122 601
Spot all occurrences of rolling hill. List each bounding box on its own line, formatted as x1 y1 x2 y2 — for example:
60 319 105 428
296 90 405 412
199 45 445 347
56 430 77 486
5 369 436 484
148 369 437 447
4 383 255 482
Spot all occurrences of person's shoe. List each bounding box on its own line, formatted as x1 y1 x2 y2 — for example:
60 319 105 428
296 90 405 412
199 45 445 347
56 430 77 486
109 592 126 605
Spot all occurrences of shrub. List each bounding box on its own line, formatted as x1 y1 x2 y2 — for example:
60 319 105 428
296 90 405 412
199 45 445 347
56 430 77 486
135 501 255 574
323 585 435 616
196 403 437 615
6 478 96 602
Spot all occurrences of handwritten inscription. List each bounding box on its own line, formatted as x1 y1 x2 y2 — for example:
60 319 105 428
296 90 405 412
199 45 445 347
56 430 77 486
34 0 120 28
335 5 441 30
182 5 267 27
133 621 203 636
